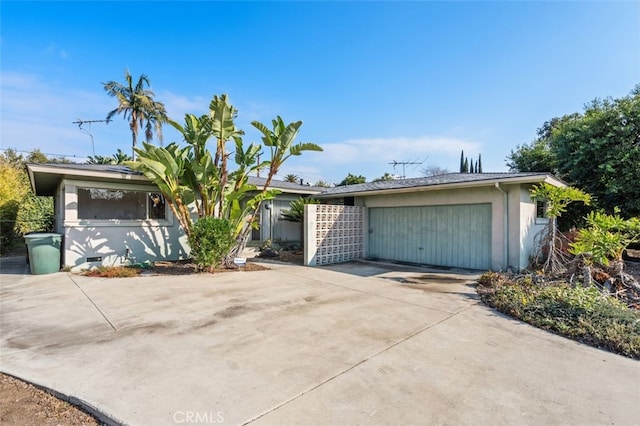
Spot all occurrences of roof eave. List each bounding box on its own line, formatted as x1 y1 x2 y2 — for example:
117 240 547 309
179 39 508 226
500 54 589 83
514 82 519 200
317 174 565 198
27 164 149 196
275 188 323 195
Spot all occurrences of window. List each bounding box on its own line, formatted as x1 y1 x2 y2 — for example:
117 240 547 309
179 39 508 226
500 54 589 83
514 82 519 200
78 188 166 220
536 200 548 222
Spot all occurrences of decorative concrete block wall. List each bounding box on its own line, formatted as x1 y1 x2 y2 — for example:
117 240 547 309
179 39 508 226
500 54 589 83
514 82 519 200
304 204 366 266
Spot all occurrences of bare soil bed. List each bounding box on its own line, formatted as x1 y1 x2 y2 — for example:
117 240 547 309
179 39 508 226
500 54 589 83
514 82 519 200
149 259 270 274
0 373 100 425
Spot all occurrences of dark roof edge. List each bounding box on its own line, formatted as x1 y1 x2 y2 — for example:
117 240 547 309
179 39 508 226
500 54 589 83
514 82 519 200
316 173 566 198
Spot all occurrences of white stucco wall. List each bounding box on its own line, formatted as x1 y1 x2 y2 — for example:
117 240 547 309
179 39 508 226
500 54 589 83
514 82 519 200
353 183 530 271
519 185 547 269
59 179 189 271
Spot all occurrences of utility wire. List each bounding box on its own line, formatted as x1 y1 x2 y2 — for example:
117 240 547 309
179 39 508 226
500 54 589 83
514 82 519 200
0 147 88 160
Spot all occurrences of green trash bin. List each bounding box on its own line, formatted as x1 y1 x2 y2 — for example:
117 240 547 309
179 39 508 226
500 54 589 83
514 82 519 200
24 233 62 275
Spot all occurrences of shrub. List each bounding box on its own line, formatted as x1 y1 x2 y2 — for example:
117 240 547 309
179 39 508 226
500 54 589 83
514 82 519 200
15 193 54 235
0 160 54 255
188 217 235 272
478 273 640 359
570 210 640 266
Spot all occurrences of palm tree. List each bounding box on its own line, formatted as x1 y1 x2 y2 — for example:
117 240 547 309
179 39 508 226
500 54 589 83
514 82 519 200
112 148 132 164
283 173 299 183
103 70 168 160
86 149 133 165
86 155 114 165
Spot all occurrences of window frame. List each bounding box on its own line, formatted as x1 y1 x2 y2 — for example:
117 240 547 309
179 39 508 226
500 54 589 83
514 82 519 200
535 200 549 224
63 180 172 228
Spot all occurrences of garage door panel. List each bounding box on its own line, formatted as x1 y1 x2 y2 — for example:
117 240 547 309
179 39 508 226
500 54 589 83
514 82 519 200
369 204 491 270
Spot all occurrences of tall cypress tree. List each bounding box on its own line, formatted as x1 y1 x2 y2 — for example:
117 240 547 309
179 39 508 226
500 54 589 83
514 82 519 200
478 154 483 173
463 158 469 173
459 150 465 173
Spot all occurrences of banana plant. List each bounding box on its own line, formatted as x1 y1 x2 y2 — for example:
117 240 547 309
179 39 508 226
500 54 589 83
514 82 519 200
129 142 194 234
129 95 323 266
169 114 217 217
251 117 322 189
229 116 323 257
210 95 244 214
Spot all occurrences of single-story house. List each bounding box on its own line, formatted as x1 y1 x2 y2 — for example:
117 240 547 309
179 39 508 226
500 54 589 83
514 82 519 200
27 163 563 273
27 163 322 271
306 172 565 271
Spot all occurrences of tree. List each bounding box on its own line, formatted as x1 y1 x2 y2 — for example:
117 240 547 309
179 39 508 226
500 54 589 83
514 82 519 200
283 174 299 183
506 86 640 218
112 149 132 164
552 88 640 217
530 183 591 273
87 149 133 165
422 164 450 177
87 155 114 165
506 139 556 173
25 149 48 164
459 150 483 174
372 172 395 182
337 173 366 186
131 94 322 267
313 180 332 188
505 115 579 173
103 70 168 160
0 157 29 252
0 149 54 254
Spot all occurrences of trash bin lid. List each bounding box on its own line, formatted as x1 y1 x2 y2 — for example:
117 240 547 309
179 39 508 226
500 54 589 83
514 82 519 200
24 232 62 242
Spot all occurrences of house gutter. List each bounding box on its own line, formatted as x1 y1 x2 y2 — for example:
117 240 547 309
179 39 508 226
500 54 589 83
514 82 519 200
494 182 509 270
317 174 566 199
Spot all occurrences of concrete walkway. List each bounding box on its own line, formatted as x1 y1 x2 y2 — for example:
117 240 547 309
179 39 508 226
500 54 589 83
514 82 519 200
1 257 638 425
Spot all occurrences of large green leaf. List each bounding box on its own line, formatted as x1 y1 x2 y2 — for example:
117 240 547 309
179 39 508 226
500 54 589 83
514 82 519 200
277 120 302 150
289 142 323 156
251 121 275 146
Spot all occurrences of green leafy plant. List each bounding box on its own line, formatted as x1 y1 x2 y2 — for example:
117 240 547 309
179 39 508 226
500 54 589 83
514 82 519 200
103 70 168 159
280 197 320 223
188 217 235 272
0 151 54 254
570 210 640 266
530 183 591 272
336 173 366 186
477 272 640 359
130 95 322 267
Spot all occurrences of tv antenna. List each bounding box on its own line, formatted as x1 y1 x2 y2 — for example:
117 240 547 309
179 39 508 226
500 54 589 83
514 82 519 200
72 119 108 157
389 159 425 179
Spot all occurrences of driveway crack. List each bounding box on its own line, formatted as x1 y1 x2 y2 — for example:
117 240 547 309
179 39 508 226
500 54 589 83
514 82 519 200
242 304 472 425
66 274 117 331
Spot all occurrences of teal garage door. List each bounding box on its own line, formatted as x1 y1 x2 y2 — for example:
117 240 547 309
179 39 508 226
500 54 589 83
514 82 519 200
368 204 491 270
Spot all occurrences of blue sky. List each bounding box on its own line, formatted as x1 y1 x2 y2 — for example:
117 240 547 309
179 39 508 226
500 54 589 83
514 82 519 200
1 1 639 184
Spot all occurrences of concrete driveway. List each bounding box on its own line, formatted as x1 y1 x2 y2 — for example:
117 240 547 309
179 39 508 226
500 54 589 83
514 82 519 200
1 257 638 425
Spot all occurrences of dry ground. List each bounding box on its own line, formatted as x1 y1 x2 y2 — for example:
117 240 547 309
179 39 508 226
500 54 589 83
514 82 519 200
0 373 100 425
